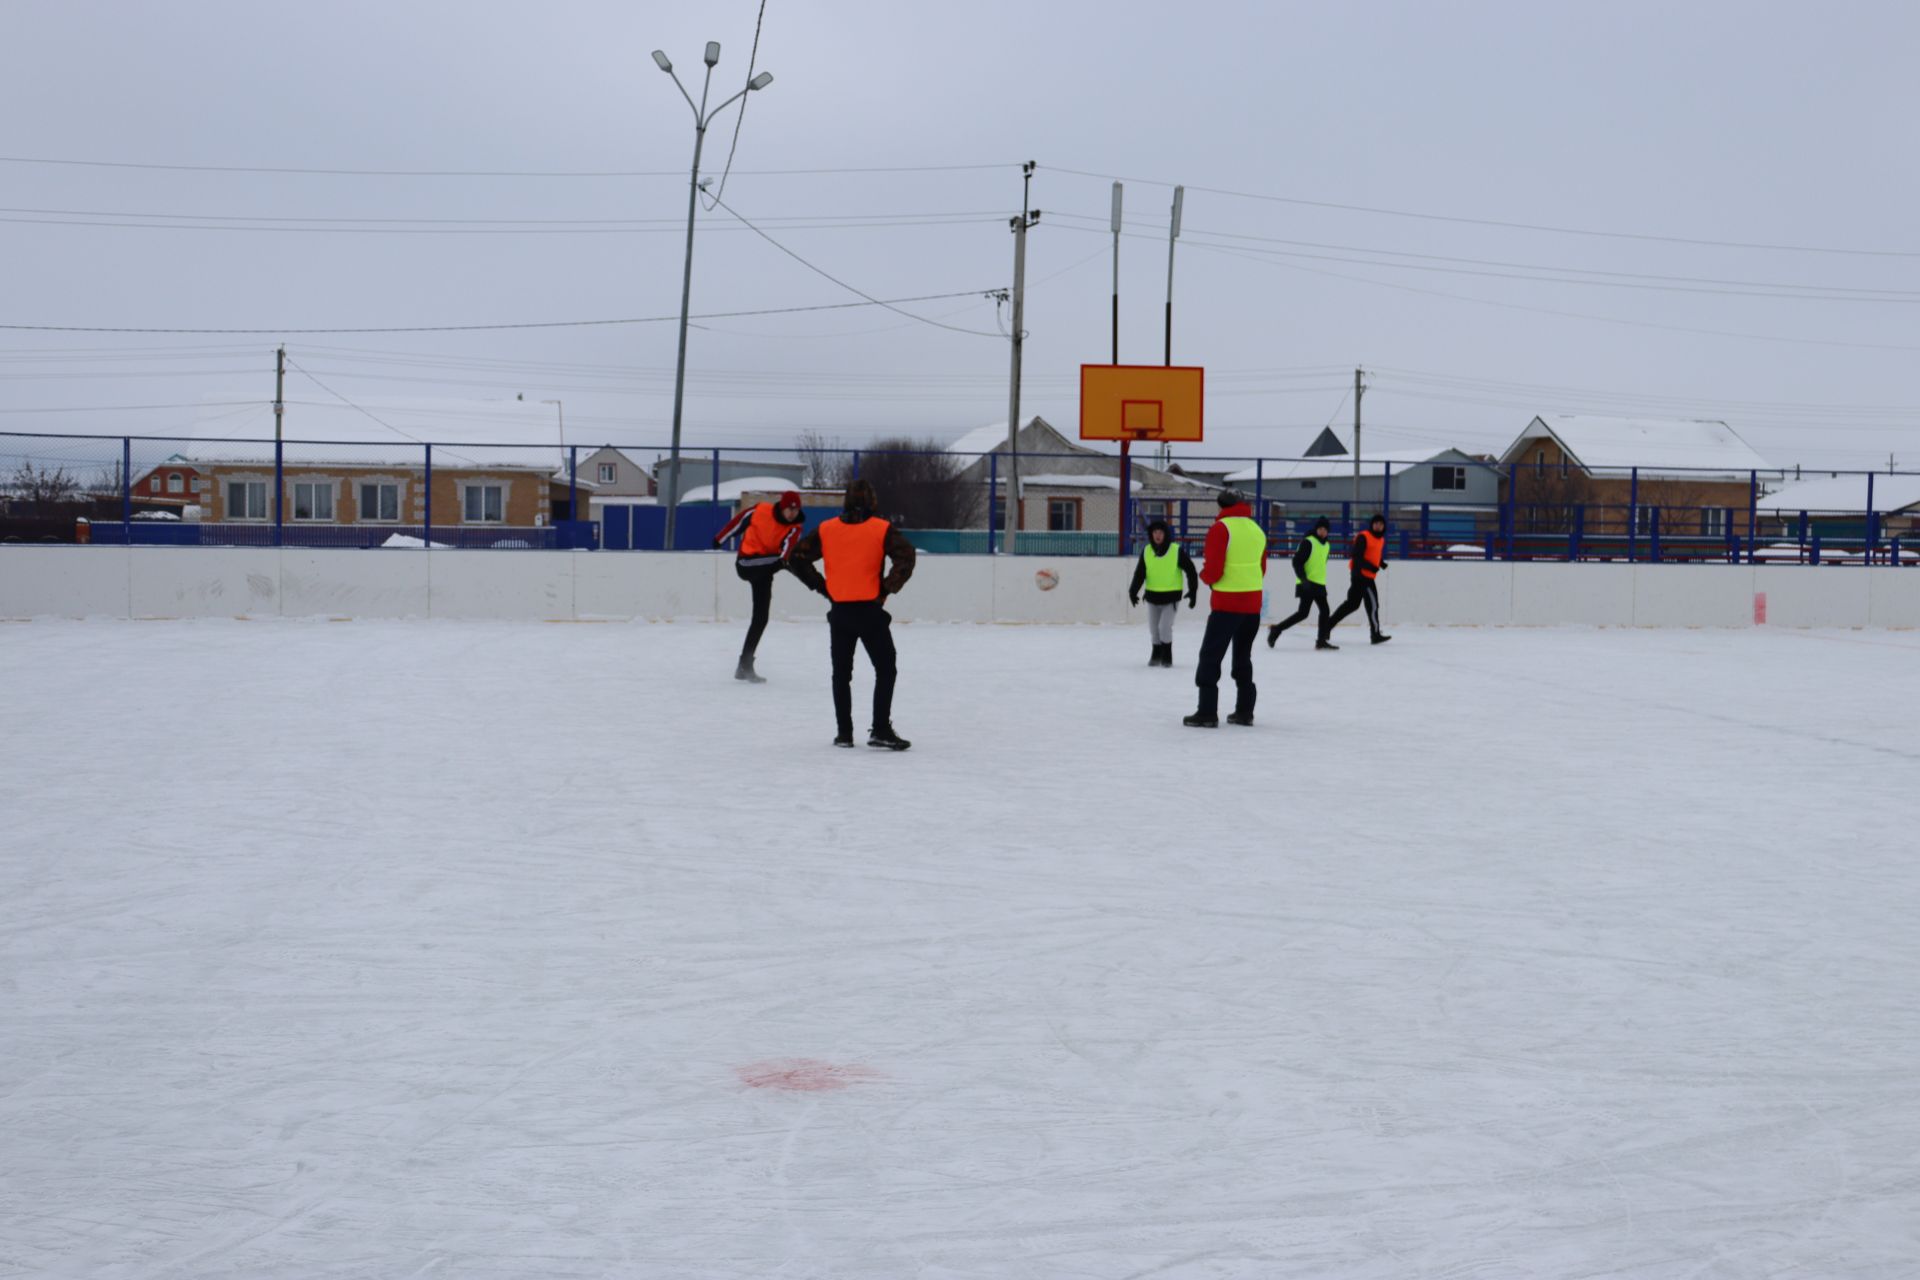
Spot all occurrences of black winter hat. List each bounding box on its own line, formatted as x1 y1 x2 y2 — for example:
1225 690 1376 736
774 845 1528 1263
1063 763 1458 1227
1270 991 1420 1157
1369 512 1386 525
1312 516 1330 531
1216 489 1243 508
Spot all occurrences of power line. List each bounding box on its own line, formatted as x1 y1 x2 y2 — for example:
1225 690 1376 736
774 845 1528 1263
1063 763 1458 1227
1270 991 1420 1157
704 0 769 210
1044 165 1920 259
704 192 1004 339
0 290 996 335
0 211 1004 236
1177 238 1920 354
0 154 1018 178
1047 210 1920 300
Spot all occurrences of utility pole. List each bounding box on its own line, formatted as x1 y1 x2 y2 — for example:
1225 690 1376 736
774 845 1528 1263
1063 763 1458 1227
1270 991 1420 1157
1164 185 1183 367
274 345 286 443
651 42 775 550
1351 366 1365 506
1004 161 1039 555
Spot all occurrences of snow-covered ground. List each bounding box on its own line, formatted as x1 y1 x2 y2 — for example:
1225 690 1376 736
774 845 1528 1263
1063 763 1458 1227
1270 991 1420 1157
3 619 1917 1279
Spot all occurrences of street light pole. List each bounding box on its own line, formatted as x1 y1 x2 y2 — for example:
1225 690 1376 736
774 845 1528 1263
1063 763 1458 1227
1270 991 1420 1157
651 43 773 550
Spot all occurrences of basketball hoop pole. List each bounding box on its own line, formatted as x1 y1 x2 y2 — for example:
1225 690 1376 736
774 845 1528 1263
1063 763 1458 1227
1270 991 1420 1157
1112 182 1128 557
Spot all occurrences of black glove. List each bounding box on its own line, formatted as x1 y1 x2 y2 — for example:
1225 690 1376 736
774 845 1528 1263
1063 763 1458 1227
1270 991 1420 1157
1186 593 1197 610
1129 591 1140 607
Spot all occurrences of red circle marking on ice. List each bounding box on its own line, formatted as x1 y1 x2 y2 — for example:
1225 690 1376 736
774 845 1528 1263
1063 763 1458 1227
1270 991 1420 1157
736 1059 881 1092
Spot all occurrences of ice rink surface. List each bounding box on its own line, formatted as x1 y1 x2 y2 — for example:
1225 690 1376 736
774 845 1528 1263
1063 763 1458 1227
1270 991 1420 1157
4 617 1918 1279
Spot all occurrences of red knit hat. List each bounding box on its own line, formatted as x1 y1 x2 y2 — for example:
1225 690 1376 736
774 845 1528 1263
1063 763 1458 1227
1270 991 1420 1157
779 490 801 508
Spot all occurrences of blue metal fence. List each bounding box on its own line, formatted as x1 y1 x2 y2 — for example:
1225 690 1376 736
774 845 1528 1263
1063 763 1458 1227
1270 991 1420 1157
2 430 1914 565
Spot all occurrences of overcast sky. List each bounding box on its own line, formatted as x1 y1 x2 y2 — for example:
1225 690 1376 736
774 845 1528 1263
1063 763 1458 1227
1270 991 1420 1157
4 0 1918 472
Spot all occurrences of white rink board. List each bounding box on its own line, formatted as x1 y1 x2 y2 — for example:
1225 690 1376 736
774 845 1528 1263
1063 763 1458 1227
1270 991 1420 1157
128 546 280 619
0 545 129 618
4 620 1917 1278
280 548 431 619
1868 569 1920 628
4 547 1919 627
1632 563 1756 627
1757 565 1872 629
1380 559 1513 625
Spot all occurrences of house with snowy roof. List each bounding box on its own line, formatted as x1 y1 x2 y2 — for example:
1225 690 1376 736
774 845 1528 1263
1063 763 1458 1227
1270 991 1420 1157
1759 471 1920 544
1498 414 1773 543
947 417 1214 533
163 398 586 534
1220 427 1496 517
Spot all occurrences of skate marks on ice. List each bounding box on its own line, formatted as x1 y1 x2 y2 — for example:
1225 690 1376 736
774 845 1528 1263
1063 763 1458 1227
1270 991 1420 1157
3 621 1918 1277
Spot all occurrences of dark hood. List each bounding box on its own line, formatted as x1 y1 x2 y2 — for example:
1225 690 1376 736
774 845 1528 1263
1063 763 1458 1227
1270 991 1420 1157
841 478 879 522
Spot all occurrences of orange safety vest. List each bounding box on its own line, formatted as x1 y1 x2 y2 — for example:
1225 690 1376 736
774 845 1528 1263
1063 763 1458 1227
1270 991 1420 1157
819 517 892 602
1357 530 1385 579
740 503 794 558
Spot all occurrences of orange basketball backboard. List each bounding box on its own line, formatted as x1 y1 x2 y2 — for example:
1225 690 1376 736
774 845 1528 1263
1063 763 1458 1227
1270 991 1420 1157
1080 364 1204 443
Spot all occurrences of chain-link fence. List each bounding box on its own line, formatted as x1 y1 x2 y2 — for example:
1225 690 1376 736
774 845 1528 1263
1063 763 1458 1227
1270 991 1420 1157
5 430 1915 565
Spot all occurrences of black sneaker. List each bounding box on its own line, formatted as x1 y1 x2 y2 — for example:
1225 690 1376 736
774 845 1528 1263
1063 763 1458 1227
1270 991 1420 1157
832 730 855 748
868 726 912 751
1370 633 1392 645
1226 711 1254 726
1316 639 1339 651
1182 713 1219 729
1266 624 1282 649
734 658 766 683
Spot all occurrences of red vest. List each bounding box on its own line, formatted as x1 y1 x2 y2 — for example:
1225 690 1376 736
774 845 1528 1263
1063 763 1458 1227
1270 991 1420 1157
819 517 891 602
1357 530 1385 579
740 503 793 557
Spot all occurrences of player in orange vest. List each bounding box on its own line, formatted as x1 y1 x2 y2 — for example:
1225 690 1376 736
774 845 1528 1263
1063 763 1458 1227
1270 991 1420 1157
713 489 808 683
786 479 918 750
1322 513 1392 647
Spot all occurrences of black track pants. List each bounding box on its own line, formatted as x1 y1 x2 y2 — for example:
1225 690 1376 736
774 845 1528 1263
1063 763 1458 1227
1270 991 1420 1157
736 561 779 657
1325 576 1380 639
828 601 898 735
1194 611 1259 719
1271 583 1330 637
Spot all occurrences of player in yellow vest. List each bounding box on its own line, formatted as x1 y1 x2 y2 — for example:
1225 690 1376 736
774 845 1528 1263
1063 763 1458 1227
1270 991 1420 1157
1266 515 1337 651
1185 491 1268 728
1323 513 1392 647
1127 518 1199 667
786 479 918 750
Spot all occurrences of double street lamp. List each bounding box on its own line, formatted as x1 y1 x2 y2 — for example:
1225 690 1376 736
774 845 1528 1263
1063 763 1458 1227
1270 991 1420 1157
650 42 774 549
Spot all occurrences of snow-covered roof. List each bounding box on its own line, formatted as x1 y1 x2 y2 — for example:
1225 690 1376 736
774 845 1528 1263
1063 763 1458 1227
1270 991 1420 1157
1506 415 1771 478
1018 473 1140 493
948 422 1015 456
675 475 801 505
173 398 573 471
1760 474 1920 514
1223 449 1441 484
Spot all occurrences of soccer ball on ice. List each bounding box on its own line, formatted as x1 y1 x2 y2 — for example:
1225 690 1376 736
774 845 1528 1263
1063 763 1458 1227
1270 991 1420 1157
1033 568 1059 592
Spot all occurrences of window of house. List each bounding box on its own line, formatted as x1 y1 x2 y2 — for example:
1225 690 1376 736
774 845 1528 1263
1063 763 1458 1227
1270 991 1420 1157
597 463 617 484
1047 498 1080 532
167 473 184 493
1537 449 1548 467
1432 465 1467 492
359 482 400 522
1702 507 1727 537
464 484 505 523
291 481 334 521
149 477 161 493
226 480 268 521
1300 479 1318 490
1635 506 1658 536
1136 500 1171 526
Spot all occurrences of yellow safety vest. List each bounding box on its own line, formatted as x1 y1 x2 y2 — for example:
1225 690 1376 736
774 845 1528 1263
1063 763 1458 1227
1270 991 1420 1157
1298 535 1330 586
1213 516 1265 594
1141 542 1183 593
